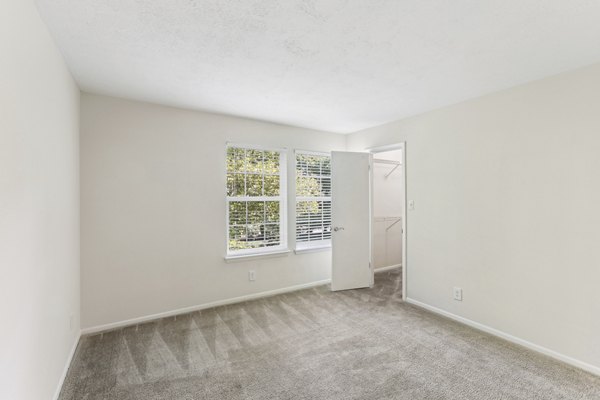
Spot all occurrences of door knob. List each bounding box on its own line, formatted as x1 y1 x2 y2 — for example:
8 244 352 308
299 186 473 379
333 227 345 232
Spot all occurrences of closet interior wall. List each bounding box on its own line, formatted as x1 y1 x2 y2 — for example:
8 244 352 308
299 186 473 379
373 149 403 270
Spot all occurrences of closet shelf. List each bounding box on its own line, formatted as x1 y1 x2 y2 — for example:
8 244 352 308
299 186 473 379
373 158 402 177
374 216 402 222
385 218 402 231
374 216 402 230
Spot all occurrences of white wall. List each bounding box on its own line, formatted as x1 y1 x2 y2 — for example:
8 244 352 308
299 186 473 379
348 63 600 370
80 93 346 329
373 149 403 269
0 1 80 399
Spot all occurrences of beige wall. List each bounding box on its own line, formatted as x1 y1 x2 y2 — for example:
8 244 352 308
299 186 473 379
80 93 346 330
0 1 80 399
348 63 600 371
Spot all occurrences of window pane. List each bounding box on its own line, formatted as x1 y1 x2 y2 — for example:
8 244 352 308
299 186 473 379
297 200 317 214
229 225 248 250
296 176 320 196
296 200 332 243
264 175 279 196
227 147 245 173
264 224 280 246
246 174 263 196
321 177 331 197
227 173 245 197
246 224 264 248
228 201 246 225
247 201 265 224
264 151 280 174
296 154 308 176
265 201 279 223
246 149 264 173
321 157 331 175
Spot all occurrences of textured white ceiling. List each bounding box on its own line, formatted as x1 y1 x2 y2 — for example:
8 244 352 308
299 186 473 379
36 0 600 133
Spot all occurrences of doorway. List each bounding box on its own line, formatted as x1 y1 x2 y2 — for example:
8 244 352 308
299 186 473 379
329 145 406 299
370 144 406 300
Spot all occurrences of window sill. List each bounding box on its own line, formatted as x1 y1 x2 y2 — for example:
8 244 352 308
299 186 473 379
294 245 332 255
224 249 291 263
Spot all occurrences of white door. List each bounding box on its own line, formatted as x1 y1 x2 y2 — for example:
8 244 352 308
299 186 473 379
331 151 373 291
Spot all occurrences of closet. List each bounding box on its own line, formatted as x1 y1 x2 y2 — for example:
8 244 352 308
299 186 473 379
372 149 403 271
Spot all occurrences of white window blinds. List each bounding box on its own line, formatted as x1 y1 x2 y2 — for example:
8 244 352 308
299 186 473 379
226 145 287 256
295 151 332 249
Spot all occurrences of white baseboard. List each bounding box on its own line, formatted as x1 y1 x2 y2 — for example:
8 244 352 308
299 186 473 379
81 279 332 335
374 264 402 273
405 298 600 377
53 330 81 400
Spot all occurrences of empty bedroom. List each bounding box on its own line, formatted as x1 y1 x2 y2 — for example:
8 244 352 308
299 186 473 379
2 0 600 399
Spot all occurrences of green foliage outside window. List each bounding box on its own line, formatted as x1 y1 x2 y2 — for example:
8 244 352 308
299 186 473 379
227 147 282 251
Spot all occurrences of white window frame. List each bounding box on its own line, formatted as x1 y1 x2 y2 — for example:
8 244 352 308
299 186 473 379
295 150 332 251
225 143 288 258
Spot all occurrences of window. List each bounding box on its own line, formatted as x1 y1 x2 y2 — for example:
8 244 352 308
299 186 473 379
295 151 332 250
226 145 287 256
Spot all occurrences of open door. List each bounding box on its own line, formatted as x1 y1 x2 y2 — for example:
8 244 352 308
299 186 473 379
331 151 373 291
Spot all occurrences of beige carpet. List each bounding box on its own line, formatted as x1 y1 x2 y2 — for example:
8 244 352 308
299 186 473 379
59 269 600 399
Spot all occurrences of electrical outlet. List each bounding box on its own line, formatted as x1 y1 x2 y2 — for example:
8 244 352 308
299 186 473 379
408 200 415 211
248 270 256 281
453 287 463 301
